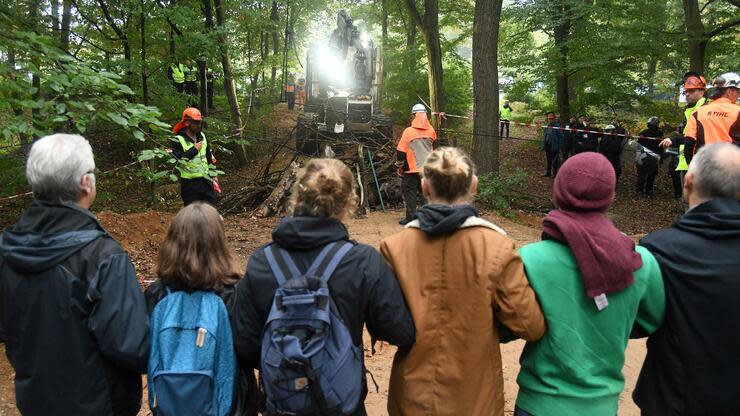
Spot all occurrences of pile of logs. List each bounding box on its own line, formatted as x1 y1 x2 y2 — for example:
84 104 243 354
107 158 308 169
218 137 403 217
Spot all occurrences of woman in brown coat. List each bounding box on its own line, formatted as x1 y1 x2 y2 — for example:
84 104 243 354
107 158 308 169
380 147 546 416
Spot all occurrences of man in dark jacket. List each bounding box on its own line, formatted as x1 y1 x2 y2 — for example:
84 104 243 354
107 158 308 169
572 115 599 154
541 112 564 177
599 124 623 186
636 117 664 196
232 215 415 415
0 134 150 416
634 142 740 415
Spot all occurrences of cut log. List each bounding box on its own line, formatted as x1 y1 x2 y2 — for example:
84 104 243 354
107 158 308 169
256 161 300 217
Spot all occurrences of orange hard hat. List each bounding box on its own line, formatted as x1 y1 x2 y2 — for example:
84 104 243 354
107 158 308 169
172 107 203 133
683 72 707 90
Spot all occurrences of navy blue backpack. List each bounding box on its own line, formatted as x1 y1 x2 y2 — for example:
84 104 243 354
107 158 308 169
261 241 363 415
148 289 236 416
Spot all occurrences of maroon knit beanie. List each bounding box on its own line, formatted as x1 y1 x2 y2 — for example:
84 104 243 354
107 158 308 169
554 152 615 212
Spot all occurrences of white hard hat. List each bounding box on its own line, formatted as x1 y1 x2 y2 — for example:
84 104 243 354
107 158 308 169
411 103 427 114
711 72 740 89
709 72 740 98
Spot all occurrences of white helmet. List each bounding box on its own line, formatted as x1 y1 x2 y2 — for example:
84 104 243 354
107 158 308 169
709 72 740 98
411 103 427 114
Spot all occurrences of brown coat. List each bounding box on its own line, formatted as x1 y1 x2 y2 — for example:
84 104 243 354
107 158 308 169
380 217 546 416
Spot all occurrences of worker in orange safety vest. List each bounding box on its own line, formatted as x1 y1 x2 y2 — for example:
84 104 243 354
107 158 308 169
396 103 437 225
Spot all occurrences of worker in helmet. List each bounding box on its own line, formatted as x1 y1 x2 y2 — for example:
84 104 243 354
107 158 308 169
396 104 437 225
184 61 199 98
170 107 219 206
659 72 710 209
500 100 513 139
635 117 663 197
285 74 296 110
168 61 186 93
682 72 740 150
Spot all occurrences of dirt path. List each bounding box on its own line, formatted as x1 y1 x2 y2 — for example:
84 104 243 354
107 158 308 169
0 208 646 415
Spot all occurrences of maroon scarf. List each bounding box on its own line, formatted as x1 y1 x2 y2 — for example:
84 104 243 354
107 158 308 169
542 210 642 298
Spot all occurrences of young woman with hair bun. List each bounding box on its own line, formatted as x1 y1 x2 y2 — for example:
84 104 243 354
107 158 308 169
380 147 546 416
232 158 415 415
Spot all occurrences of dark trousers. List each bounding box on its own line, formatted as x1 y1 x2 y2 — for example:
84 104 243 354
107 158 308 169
287 92 296 110
185 81 198 95
545 148 560 176
667 157 682 198
402 173 425 221
181 177 218 206
636 158 659 195
500 119 510 138
605 155 621 187
514 407 533 416
174 82 185 93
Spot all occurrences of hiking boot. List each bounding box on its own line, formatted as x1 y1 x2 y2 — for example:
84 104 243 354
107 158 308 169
399 218 413 226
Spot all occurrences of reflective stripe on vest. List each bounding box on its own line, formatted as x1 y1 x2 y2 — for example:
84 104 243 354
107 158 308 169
171 64 185 83
683 97 706 135
175 133 210 179
185 66 198 82
676 144 688 171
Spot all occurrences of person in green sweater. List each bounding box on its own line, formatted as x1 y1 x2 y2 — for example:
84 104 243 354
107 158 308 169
513 152 665 416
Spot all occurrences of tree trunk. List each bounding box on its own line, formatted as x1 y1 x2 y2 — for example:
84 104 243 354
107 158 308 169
168 28 175 56
472 0 503 175
553 1 572 120
270 1 280 92
51 0 60 32
60 0 72 51
140 0 149 105
404 0 445 130
378 0 388 111
683 0 705 73
214 0 243 131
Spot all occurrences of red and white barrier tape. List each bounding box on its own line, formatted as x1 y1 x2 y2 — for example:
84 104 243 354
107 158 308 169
431 111 667 142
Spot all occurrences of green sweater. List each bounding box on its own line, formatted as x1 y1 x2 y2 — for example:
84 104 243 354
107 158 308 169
516 241 664 416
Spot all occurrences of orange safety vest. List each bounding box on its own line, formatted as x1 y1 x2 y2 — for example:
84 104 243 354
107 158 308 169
397 113 437 173
286 84 295 93
684 97 740 152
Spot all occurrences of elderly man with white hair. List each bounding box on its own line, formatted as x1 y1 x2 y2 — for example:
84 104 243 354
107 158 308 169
633 142 740 415
0 134 150 416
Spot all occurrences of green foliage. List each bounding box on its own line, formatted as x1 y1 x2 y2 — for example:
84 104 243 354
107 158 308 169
0 16 170 142
0 154 26 197
476 164 529 216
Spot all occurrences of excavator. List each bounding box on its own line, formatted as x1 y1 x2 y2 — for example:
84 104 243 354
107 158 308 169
294 10 393 155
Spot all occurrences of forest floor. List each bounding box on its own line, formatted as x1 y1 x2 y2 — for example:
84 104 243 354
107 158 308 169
0 105 684 415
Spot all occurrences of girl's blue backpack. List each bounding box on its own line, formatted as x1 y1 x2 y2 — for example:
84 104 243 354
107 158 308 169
148 289 236 416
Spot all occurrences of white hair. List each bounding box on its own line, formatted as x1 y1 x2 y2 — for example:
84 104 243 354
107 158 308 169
688 143 740 201
26 134 96 202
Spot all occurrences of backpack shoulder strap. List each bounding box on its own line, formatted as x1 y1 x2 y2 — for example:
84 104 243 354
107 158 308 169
309 242 353 285
264 244 297 286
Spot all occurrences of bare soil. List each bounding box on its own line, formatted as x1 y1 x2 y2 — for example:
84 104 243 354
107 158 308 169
0 209 646 415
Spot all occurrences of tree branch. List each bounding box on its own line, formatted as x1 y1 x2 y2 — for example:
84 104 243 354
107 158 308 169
403 0 424 29
96 0 126 41
69 0 117 41
706 16 740 38
700 0 718 13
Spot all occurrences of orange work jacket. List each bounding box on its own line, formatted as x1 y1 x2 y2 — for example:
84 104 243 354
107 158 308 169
685 97 740 152
397 112 437 173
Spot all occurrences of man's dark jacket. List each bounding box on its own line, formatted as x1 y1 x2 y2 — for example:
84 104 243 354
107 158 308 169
634 198 740 415
0 201 150 416
231 216 415 416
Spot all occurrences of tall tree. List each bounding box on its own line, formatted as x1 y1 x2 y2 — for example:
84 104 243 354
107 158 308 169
683 0 740 73
472 0 503 174
213 0 243 132
403 0 445 128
